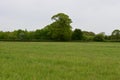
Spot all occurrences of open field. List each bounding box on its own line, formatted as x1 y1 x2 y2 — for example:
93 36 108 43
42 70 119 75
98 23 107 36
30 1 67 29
0 42 120 80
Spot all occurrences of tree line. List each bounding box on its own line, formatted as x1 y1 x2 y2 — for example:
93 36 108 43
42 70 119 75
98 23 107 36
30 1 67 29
0 13 120 42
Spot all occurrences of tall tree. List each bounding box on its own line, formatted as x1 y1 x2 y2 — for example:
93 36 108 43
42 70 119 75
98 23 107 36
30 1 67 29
45 13 72 41
111 29 120 40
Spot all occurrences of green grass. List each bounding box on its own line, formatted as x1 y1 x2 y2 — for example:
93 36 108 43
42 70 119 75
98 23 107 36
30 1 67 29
0 42 120 80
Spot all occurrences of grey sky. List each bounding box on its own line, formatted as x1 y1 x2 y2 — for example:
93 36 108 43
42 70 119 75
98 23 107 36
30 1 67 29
0 0 120 35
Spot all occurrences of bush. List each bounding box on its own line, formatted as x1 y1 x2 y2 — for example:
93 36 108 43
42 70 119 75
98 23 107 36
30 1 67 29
94 33 105 42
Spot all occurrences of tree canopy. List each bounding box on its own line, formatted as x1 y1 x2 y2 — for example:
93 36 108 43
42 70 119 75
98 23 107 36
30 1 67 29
44 13 72 41
111 29 120 41
72 29 83 40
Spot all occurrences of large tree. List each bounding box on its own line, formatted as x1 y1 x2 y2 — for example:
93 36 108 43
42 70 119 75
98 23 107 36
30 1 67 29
111 29 120 41
45 13 72 41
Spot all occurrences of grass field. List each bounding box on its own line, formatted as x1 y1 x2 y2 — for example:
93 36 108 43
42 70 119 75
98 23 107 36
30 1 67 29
0 42 120 80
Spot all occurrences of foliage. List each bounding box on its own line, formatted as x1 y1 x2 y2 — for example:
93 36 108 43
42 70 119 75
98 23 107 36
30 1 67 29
111 29 120 41
49 13 72 41
82 31 95 41
0 13 120 42
72 28 83 40
94 32 105 42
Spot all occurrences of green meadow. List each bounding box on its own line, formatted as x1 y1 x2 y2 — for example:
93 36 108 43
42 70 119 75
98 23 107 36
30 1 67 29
0 42 120 80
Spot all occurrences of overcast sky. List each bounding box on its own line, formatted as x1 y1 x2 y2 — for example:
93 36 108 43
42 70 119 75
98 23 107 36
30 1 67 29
0 0 120 35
